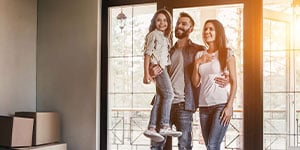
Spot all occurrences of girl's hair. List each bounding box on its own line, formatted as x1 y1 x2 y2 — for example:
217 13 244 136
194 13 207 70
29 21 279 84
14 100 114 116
203 19 228 71
148 9 172 38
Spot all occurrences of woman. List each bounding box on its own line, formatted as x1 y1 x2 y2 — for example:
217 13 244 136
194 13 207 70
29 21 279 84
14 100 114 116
191 19 237 150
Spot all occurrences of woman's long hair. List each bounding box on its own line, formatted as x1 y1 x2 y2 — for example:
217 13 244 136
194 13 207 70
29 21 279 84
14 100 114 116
203 19 227 71
147 9 172 39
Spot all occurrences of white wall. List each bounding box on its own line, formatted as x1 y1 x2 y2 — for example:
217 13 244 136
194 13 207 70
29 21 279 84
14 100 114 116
36 0 98 149
0 0 99 149
0 0 37 115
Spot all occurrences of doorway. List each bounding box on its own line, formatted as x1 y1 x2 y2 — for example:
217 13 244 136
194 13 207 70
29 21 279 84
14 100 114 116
105 2 244 150
263 0 300 149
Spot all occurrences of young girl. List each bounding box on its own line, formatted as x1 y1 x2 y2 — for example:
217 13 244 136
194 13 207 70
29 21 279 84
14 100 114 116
143 9 182 142
191 19 237 149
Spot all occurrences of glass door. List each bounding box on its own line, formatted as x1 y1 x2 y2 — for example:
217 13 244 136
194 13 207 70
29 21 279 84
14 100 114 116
107 3 244 150
263 0 300 149
107 3 157 150
171 4 244 149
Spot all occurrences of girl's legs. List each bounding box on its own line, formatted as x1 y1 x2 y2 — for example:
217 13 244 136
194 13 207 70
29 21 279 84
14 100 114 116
155 69 174 127
155 69 181 137
200 104 229 150
144 95 164 142
148 95 159 129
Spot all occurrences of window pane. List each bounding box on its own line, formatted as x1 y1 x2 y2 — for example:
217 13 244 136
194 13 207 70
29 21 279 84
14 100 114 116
263 50 287 92
263 0 299 149
108 57 133 93
296 51 300 91
108 4 157 150
108 3 243 150
132 57 155 93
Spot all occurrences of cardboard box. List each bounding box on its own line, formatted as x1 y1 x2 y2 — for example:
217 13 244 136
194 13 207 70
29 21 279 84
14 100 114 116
12 143 67 150
0 116 34 147
15 112 60 146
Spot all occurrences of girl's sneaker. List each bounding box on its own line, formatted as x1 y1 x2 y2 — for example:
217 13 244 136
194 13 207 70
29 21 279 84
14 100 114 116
159 127 182 137
143 129 165 142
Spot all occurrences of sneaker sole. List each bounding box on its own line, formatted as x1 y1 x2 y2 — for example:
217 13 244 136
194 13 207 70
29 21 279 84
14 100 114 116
144 133 165 142
159 132 182 137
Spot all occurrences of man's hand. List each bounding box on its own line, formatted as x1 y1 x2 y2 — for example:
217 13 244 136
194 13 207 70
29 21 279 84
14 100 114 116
214 73 229 88
149 64 162 78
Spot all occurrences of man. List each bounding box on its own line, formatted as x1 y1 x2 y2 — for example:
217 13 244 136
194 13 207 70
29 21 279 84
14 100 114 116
150 12 228 150
150 12 203 150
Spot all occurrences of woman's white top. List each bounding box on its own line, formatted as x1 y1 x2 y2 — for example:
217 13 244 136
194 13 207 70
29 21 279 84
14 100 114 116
196 49 234 107
144 29 171 68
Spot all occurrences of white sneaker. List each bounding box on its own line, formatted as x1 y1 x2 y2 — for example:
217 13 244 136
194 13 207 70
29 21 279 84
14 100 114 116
159 128 182 137
143 130 165 142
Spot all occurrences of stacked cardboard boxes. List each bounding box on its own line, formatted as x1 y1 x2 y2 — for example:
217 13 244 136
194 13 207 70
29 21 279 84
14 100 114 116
12 143 67 150
0 112 66 150
15 112 61 146
0 116 34 148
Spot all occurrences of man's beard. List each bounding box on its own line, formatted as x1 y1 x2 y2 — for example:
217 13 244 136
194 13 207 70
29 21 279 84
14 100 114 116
175 28 189 39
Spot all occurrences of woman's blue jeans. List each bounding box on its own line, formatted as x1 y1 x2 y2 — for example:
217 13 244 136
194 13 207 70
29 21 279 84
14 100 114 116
199 103 229 150
148 69 174 129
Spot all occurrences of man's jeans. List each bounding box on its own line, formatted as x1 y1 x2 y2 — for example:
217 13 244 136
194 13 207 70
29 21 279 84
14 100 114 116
199 103 229 150
148 69 174 128
151 102 193 150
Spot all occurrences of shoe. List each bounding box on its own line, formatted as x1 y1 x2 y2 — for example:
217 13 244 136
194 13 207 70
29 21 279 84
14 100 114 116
159 128 182 137
143 130 165 142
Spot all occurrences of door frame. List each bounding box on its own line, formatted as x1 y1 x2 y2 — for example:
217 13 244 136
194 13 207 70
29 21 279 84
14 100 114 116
100 0 263 150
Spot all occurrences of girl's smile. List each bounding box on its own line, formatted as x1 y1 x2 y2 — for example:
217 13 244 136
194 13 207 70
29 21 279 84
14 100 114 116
155 13 168 32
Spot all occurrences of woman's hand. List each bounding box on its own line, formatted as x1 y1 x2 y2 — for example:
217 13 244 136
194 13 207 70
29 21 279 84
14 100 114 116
195 53 214 65
220 105 233 126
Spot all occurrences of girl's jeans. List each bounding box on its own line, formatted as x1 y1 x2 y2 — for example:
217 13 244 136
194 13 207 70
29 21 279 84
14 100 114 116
151 102 193 150
148 68 174 129
199 103 229 150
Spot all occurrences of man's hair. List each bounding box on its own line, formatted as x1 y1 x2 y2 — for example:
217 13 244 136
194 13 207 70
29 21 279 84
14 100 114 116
179 12 195 27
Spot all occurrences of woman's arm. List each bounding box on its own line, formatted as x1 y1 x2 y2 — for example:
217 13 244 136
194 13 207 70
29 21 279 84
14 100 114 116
226 55 237 108
191 52 213 87
191 52 203 88
220 55 237 125
191 59 201 88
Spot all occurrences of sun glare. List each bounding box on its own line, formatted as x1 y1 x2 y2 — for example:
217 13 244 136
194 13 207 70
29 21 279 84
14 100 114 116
294 16 300 49
296 17 300 42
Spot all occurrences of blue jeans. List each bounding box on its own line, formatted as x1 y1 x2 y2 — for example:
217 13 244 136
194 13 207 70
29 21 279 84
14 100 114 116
151 102 193 150
148 69 174 129
199 104 229 150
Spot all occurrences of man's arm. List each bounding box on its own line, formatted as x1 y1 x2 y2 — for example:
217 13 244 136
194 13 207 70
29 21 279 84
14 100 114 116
149 64 163 78
214 75 229 88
